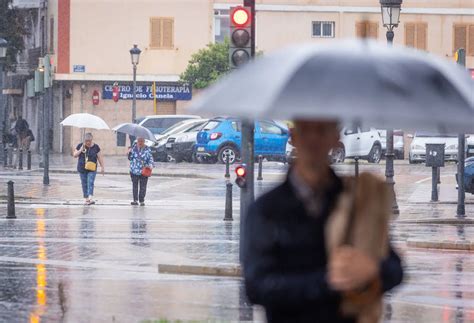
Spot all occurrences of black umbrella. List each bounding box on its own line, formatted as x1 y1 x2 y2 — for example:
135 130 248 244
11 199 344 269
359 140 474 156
112 123 156 142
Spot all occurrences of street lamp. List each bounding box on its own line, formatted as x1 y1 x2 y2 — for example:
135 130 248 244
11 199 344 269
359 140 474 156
380 0 402 215
380 0 402 44
129 44 141 123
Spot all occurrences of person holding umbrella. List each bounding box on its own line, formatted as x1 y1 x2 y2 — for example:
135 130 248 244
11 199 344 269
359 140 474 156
128 137 154 206
73 133 105 205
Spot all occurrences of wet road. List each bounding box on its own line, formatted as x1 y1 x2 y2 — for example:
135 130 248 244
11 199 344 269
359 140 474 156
0 160 473 322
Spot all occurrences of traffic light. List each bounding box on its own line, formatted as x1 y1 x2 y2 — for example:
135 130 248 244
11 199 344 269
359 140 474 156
235 164 247 188
229 6 252 68
455 48 466 67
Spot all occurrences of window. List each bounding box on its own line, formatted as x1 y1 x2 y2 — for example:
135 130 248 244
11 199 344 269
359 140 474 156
214 9 230 43
312 21 335 38
405 23 427 50
203 121 220 131
453 24 474 56
260 122 283 135
355 21 378 39
150 17 174 49
231 121 241 132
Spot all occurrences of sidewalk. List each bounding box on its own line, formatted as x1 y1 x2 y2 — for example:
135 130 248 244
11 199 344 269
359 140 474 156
0 165 472 321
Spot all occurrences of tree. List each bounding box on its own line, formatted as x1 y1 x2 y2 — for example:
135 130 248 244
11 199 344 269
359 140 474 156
180 39 230 89
0 0 27 70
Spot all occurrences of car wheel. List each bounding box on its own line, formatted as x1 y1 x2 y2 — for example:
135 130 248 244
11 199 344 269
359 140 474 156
331 147 345 164
409 156 416 164
368 144 382 164
218 146 238 164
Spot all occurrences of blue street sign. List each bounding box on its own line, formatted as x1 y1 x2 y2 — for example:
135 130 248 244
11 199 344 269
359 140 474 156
73 65 86 73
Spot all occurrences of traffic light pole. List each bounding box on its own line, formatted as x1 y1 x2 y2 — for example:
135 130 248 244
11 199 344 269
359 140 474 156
456 48 466 218
239 0 256 262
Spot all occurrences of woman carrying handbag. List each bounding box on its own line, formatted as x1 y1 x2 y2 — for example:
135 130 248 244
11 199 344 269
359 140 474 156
73 133 105 205
128 137 154 206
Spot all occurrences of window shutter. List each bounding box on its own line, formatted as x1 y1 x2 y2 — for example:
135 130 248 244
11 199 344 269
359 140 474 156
368 22 378 39
162 18 174 48
416 23 427 50
454 25 467 52
468 25 474 56
405 23 415 48
356 22 367 38
150 18 162 48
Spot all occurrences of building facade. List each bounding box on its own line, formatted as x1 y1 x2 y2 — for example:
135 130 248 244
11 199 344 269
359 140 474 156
3 0 473 155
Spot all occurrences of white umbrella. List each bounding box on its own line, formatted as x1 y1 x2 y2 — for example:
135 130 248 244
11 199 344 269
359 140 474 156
60 113 110 130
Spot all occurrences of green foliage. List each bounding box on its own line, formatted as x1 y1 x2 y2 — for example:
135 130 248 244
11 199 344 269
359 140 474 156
179 40 231 89
0 0 27 70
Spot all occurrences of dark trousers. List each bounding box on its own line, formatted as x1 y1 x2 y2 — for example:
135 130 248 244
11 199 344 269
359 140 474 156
131 173 148 202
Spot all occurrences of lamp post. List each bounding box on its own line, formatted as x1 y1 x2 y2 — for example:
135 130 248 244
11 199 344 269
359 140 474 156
129 45 141 124
0 38 8 164
380 0 402 215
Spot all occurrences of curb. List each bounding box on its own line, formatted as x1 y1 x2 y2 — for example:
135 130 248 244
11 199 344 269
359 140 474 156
407 239 474 251
158 264 241 277
397 219 474 225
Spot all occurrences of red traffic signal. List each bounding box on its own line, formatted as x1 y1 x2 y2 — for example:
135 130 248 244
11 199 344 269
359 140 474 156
231 7 251 27
235 164 247 188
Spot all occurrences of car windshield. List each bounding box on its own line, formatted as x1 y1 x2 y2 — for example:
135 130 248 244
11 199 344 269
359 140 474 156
185 121 207 132
135 117 145 125
416 132 457 138
161 120 197 136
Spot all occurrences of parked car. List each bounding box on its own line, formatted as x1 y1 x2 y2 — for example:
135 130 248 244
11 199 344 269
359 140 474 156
330 126 383 164
135 115 201 143
378 129 405 159
467 135 474 158
456 157 474 194
195 117 289 164
150 119 207 161
409 132 458 164
164 119 209 162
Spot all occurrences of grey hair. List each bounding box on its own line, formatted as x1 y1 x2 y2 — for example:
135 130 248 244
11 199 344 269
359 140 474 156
84 133 93 141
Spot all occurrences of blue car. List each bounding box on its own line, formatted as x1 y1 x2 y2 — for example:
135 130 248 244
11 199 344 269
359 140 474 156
195 117 289 164
463 157 474 194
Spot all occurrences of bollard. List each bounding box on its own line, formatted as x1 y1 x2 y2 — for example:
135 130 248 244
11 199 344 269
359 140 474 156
3 146 7 167
354 157 360 178
225 153 230 179
7 147 13 168
7 181 16 219
27 150 31 170
18 149 23 170
224 181 233 221
431 166 438 202
257 155 263 181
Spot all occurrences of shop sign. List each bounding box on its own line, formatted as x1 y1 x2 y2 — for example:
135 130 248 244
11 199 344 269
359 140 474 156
102 82 192 101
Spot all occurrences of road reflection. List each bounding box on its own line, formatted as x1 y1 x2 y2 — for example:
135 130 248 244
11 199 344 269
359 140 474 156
29 208 47 323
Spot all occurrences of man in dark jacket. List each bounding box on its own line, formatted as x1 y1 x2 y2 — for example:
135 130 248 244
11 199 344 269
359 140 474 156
242 120 403 323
